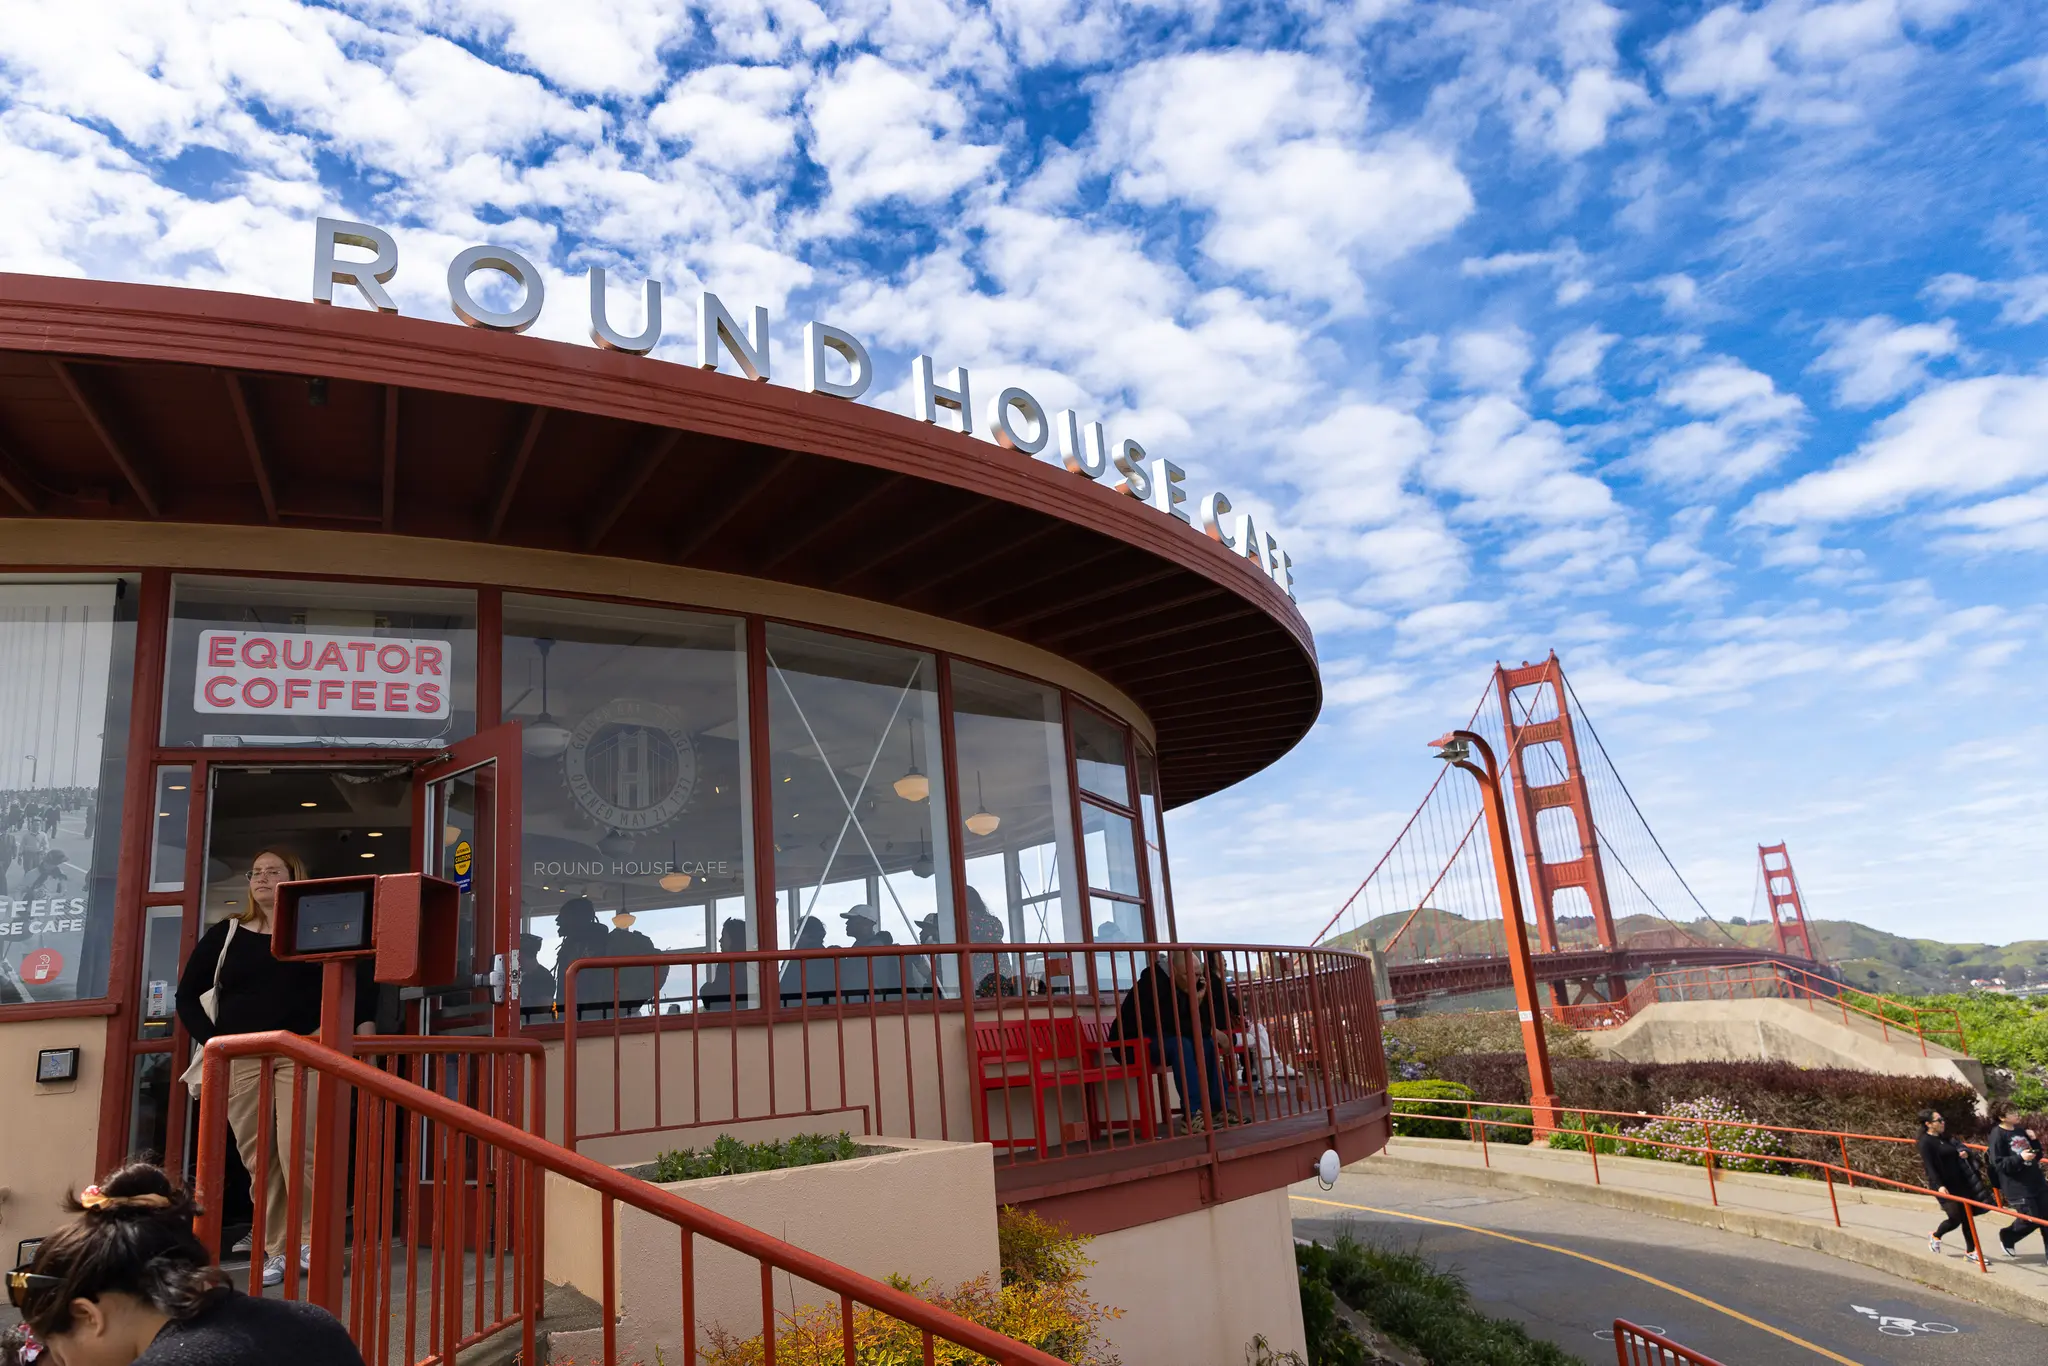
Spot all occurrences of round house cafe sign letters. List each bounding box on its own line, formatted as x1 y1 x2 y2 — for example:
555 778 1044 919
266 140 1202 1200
564 698 698 832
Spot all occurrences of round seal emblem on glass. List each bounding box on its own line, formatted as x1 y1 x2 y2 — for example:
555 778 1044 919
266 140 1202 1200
563 698 698 832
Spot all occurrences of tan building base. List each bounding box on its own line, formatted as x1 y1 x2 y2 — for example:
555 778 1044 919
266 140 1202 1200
0 1019 106 1247
1596 998 1985 1093
1081 1187 1306 1366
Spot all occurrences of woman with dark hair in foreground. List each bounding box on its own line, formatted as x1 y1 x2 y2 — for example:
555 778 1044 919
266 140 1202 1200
3 1162 362 1366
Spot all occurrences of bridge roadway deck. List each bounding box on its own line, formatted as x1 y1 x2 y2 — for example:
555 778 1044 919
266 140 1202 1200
1385 946 1826 1003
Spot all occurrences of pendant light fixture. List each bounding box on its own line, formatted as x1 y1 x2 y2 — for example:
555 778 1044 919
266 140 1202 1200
524 638 572 758
964 771 1000 837
912 831 934 879
893 718 929 802
660 837 692 893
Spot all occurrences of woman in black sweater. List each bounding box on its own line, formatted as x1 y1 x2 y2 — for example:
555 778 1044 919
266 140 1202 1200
175 848 376 1286
3 1161 363 1366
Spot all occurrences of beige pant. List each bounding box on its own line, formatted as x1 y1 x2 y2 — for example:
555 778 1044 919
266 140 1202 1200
225 1055 316 1255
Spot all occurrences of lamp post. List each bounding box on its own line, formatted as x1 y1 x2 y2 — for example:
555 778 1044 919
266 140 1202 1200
1431 729 1559 1135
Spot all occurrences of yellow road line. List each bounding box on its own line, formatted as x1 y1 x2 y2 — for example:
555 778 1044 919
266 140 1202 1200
1291 1194 1866 1366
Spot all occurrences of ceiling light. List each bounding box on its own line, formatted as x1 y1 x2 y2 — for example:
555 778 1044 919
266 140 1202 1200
964 770 1000 838
612 910 637 929
157 811 170 818
893 768 929 803
168 784 187 791
524 638 572 757
367 830 383 838
660 871 692 893
444 824 462 846
301 801 318 808
360 852 375 859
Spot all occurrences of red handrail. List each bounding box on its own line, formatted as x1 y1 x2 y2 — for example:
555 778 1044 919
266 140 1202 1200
1390 1094 2023 1275
1613 1319 1725 1366
198 1030 1065 1365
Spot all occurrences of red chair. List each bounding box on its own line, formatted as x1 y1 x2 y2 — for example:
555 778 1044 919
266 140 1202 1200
1074 1018 1158 1141
972 1019 1048 1154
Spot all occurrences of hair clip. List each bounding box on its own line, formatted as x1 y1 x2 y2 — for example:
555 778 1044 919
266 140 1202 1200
78 1187 171 1212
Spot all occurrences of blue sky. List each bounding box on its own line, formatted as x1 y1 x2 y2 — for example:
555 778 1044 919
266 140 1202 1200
5 0 2046 945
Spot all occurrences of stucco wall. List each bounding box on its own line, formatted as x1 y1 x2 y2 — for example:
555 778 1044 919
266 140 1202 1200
546 1136 999 1358
1598 998 1985 1093
0 1018 107 1246
1081 1187 1306 1366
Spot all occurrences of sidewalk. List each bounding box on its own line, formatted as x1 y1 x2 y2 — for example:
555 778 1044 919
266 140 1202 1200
1354 1136 2048 1325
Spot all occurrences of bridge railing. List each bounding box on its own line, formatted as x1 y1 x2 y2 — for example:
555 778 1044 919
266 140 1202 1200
557 941 1387 1181
1541 960 1969 1056
195 1030 1065 1366
1613 1319 1725 1366
1388 1095 2035 1276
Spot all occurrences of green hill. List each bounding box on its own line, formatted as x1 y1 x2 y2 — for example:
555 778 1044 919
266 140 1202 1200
1326 910 2047 996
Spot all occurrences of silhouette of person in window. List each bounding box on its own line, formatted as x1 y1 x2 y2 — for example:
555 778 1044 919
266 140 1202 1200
553 897 612 1018
518 932 555 1023
699 918 751 1011
779 916 835 1005
843 906 899 1001
967 888 1019 998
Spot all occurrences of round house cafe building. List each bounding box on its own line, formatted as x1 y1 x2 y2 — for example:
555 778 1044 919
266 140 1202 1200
0 223 1386 1362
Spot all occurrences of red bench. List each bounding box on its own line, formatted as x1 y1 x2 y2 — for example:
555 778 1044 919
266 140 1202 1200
972 1015 1158 1156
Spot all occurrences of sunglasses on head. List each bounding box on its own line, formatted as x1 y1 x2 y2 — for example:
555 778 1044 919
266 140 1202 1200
5 1268 59 1312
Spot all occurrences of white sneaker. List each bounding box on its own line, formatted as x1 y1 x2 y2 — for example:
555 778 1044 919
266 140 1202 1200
299 1244 312 1273
262 1253 285 1286
230 1233 252 1254
1929 1236 1944 1254
2001 1242 2020 1260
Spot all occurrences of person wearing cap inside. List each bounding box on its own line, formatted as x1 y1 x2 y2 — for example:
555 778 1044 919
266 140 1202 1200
842 906 900 1001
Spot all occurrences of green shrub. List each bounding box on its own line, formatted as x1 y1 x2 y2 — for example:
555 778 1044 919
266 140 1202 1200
1472 1104 1536 1145
1381 1011 1594 1075
1389 1079 1475 1139
652 1131 861 1182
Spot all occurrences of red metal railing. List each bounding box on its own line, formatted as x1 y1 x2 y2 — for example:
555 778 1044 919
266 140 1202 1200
1613 1319 1725 1366
196 1031 1065 1366
559 942 1387 1182
1389 1095 2040 1276
1544 960 1970 1056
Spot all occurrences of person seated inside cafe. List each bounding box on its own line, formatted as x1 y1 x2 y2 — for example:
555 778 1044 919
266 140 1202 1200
779 916 837 1005
517 932 555 1025
1108 949 1235 1133
552 897 612 1017
842 906 901 1001
698 918 751 1011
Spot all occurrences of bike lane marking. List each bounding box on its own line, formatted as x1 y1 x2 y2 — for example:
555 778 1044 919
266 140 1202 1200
1291 1193 1866 1366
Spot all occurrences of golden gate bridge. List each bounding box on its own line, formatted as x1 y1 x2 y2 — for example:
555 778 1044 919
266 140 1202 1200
1311 651 1832 1008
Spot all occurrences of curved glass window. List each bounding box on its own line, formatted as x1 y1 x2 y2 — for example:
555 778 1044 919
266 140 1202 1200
504 596 753 1022
951 663 1081 982
765 625 953 1002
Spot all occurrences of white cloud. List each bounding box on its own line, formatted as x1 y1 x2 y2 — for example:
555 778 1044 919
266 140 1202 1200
1744 374 2048 526
1448 328 1533 394
1092 50 1472 309
1540 325 1616 393
649 65 805 175
804 56 999 221
1924 272 2048 327
1427 394 1622 526
1627 357 1806 490
1809 314 1959 407
1656 0 1969 127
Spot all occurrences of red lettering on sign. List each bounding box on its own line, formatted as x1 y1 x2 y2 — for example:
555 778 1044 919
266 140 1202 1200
414 644 444 676
242 678 279 708
318 679 345 710
315 642 347 671
415 682 442 714
347 642 375 671
283 639 316 669
384 682 411 712
351 681 377 711
285 678 312 707
242 637 278 669
204 677 237 707
207 637 236 667
377 644 410 674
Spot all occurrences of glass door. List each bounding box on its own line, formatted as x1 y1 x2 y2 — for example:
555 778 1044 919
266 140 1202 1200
409 724 522 1037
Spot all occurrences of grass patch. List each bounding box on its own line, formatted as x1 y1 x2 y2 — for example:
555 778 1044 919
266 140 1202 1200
650 1131 865 1182
1298 1229 1582 1366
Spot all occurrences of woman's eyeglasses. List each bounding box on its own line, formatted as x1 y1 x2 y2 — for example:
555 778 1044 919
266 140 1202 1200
247 870 286 882
5 1268 59 1312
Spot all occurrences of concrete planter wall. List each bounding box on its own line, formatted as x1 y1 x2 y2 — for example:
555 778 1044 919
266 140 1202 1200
545 1136 998 1362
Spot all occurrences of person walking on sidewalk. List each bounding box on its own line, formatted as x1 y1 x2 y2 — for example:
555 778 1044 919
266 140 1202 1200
1918 1109 1986 1256
1987 1102 2048 1259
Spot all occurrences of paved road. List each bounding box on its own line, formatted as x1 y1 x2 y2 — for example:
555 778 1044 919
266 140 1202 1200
1293 1169 2038 1365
